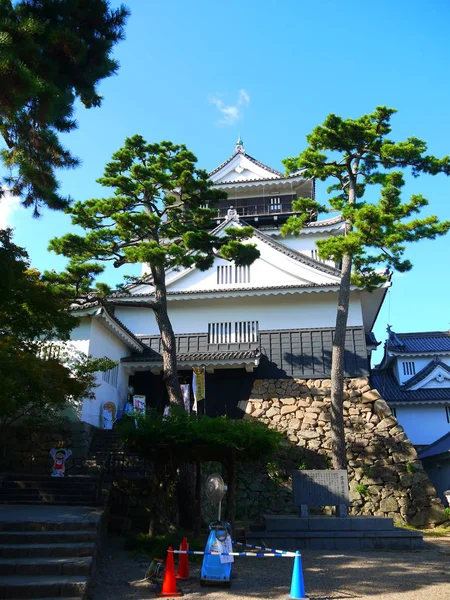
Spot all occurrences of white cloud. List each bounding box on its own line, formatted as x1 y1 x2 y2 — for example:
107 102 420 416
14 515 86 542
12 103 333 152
210 88 250 126
0 189 21 229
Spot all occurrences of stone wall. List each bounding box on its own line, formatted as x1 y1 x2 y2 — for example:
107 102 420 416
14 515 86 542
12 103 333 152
240 377 447 527
1 421 95 474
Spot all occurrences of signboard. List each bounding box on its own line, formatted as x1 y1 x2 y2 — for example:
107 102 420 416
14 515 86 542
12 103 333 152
292 470 350 507
181 384 190 413
132 395 146 418
192 367 205 413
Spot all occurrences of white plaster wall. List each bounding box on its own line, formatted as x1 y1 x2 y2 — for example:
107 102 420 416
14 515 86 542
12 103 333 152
114 292 364 336
395 356 450 385
69 318 92 355
277 232 335 252
167 257 305 292
80 318 130 428
395 405 450 445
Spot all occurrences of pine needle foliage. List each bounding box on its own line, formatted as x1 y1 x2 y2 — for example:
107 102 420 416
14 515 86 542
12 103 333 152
0 0 129 214
120 407 283 463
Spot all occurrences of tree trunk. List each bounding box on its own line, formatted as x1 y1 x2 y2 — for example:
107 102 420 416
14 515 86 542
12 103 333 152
330 173 357 471
330 252 352 471
151 264 183 406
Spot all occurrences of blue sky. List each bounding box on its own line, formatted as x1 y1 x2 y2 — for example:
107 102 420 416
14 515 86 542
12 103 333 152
3 0 450 363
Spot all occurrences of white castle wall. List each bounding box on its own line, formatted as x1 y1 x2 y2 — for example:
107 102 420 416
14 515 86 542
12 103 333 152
394 405 450 445
114 292 364 336
74 318 130 428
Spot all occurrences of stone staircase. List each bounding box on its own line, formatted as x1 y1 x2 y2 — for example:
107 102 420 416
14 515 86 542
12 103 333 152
0 429 124 506
0 475 98 506
0 505 103 598
72 429 123 476
0 429 125 598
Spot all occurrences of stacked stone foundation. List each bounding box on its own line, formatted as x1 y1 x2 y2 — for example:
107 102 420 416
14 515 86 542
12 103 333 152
240 377 447 528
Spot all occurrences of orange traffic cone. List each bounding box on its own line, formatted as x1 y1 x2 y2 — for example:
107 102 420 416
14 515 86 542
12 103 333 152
176 537 190 580
157 547 183 597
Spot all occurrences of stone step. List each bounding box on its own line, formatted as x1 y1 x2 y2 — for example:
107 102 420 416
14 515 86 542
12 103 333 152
0 495 96 505
2 482 97 491
0 575 89 598
0 521 98 533
0 557 92 576
0 531 97 544
1 475 98 482
0 543 96 558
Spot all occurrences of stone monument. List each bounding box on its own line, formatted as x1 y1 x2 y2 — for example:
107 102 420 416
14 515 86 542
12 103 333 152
245 469 424 551
293 470 349 517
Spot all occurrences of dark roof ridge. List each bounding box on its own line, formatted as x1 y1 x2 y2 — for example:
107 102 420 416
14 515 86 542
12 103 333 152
108 282 340 300
249 224 342 277
101 306 146 350
208 150 283 178
418 430 450 459
396 330 450 338
370 367 450 402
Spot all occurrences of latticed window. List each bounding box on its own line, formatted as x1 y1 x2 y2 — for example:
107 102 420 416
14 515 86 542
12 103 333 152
270 197 281 211
208 321 259 344
402 361 416 376
102 364 119 387
217 264 250 284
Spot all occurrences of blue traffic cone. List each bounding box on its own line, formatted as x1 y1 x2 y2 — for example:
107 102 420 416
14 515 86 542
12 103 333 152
286 551 308 599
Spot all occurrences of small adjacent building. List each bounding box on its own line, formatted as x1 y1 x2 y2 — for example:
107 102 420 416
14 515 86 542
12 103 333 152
371 328 450 447
417 432 450 506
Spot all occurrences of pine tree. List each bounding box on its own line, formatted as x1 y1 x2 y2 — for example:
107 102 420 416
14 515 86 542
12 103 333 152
49 135 260 405
282 106 450 470
0 0 129 214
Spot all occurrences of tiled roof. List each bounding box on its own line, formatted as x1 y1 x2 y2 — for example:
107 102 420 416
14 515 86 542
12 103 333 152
365 332 380 347
418 431 450 459
387 330 450 353
122 326 369 379
370 368 450 402
208 150 283 178
250 225 342 277
403 359 450 390
70 300 145 350
214 173 305 185
108 282 341 301
304 215 344 228
122 348 259 363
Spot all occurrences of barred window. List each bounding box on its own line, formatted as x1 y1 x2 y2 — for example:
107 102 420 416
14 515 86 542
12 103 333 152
402 361 416 376
208 321 258 344
102 364 119 387
217 264 250 285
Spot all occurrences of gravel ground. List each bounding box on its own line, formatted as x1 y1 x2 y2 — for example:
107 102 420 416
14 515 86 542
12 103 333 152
91 536 450 600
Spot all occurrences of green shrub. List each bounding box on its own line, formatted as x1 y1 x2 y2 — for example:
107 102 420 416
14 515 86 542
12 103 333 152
406 463 416 474
125 532 203 562
119 407 283 462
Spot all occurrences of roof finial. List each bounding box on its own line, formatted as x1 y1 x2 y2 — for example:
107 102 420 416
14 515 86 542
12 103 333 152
234 134 245 154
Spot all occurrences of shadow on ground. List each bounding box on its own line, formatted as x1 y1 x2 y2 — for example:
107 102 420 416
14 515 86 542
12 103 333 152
91 537 450 600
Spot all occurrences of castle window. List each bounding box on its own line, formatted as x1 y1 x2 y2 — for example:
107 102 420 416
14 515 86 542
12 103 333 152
217 264 250 285
391 407 397 418
102 364 118 387
235 264 250 284
446 406 450 423
402 361 416 376
208 321 259 344
270 197 281 211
